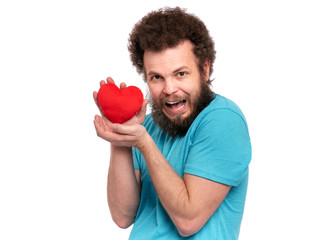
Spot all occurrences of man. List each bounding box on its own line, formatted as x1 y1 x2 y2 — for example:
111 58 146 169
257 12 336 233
93 7 251 240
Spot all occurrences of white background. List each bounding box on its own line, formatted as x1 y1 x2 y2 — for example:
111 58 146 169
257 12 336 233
1 0 335 239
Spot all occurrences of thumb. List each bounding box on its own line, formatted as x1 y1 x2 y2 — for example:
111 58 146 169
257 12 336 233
140 99 148 114
134 99 148 124
112 123 135 135
137 99 148 118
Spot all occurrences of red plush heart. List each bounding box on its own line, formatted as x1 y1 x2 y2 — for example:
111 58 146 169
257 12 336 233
97 83 143 123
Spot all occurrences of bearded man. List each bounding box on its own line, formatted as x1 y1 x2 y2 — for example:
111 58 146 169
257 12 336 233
93 7 251 240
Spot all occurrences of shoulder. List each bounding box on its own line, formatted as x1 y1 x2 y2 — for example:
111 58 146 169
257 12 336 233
208 94 247 121
190 94 249 134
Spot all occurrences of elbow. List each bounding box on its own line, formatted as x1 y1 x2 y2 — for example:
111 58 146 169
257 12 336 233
175 218 202 237
112 214 134 229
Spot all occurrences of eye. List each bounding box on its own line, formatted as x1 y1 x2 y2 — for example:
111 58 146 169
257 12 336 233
177 72 188 78
152 75 162 80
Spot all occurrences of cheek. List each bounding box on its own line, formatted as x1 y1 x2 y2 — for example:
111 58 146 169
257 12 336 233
148 85 161 102
185 82 201 98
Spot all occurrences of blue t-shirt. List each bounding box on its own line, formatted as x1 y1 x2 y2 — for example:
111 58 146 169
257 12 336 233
130 94 252 240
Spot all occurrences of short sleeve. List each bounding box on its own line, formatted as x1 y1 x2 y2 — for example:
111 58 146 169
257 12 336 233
184 109 251 186
132 147 141 170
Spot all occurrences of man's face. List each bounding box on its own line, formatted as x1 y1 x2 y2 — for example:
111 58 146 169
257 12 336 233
143 40 213 136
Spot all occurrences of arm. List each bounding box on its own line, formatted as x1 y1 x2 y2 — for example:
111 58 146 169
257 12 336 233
93 77 146 228
112 125 231 237
137 133 230 236
106 145 141 228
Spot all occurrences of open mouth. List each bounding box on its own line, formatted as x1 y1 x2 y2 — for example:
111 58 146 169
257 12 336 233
165 100 187 111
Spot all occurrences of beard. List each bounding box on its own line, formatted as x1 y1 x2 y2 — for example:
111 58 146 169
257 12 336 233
149 80 214 137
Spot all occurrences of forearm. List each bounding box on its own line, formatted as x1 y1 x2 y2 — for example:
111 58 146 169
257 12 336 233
138 135 196 229
107 144 140 228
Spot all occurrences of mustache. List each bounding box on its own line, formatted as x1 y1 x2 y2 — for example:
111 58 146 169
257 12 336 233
159 95 190 105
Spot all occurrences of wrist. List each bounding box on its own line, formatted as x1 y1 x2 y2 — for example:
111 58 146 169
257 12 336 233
111 143 131 149
110 144 132 156
135 132 152 153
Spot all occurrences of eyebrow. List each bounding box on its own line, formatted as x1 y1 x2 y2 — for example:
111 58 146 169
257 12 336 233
173 66 190 74
147 66 191 77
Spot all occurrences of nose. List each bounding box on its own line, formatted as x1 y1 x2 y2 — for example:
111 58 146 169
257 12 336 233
163 78 178 95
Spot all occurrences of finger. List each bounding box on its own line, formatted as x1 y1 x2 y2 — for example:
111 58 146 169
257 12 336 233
93 91 98 103
120 82 127 89
106 77 115 84
137 99 148 116
93 91 106 117
100 80 106 87
94 117 115 142
94 115 105 136
95 115 106 127
93 91 99 108
95 116 127 143
102 116 114 129
140 99 148 113
112 124 135 136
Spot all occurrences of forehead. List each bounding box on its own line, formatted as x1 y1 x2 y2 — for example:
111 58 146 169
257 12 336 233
143 40 198 75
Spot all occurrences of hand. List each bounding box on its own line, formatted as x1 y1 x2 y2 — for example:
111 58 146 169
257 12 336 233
93 77 149 148
94 115 149 149
93 77 148 125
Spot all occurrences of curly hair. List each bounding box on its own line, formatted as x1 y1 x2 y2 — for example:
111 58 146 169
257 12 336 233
128 7 216 82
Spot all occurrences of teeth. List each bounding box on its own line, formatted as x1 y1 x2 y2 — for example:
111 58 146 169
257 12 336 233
176 103 185 110
167 101 180 105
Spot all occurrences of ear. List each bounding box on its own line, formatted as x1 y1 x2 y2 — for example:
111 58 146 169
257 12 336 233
202 59 211 81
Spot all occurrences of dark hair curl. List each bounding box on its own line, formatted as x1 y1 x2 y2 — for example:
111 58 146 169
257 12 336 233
128 7 216 82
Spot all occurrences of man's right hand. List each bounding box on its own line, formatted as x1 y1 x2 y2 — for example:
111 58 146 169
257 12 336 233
93 77 148 144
